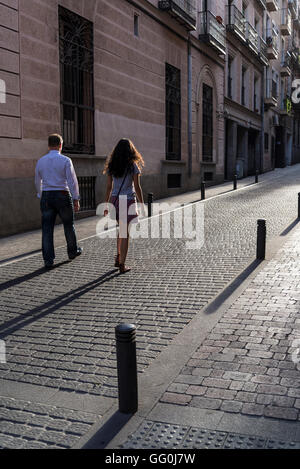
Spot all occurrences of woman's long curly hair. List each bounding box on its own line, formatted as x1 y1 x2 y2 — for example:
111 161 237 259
103 139 144 178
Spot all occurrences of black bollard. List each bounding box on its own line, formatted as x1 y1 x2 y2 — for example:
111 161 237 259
298 193 300 219
256 219 266 260
115 324 138 414
255 170 259 184
201 181 206 200
233 174 237 190
148 193 153 218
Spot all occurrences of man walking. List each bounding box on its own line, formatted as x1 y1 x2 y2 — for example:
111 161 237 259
35 134 82 269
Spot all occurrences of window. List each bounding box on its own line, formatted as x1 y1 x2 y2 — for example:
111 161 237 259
59 6 95 154
241 66 247 106
254 76 259 111
167 174 181 188
202 84 213 162
228 56 233 99
264 133 269 152
204 171 213 181
134 14 139 36
166 64 181 160
78 176 96 210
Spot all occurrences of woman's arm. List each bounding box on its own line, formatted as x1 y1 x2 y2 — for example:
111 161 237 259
104 174 113 216
133 174 144 205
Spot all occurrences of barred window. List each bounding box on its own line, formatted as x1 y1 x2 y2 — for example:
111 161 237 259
202 84 213 162
78 177 96 211
166 63 181 161
59 6 95 154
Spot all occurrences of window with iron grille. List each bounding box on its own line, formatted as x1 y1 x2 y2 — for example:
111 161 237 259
166 63 181 160
167 173 181 188
202 84 213 162
78 176 96 211
59 6 95 155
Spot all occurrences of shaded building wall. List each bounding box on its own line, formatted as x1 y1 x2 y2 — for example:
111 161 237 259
1 0 213 236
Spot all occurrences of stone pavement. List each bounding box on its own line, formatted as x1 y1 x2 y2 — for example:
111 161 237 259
1 165 300 449
110 224 300 450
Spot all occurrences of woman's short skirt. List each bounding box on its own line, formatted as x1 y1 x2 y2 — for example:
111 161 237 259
110 196 139 225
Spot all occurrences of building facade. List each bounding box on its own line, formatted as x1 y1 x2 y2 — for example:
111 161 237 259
0 0 299 237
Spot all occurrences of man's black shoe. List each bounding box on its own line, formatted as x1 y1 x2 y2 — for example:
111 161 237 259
69 247 83 260
44 262 54 270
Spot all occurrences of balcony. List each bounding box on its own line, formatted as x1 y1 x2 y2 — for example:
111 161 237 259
246 22 260 55
288 0 297 19
259 37 269 65
288 37 299 61
265 78 278 108
255 0 266 9
158 0 196 30
266 0 279 11
226 4 246 43
198 11 226 55
279 96 292 115
294 7 300 28
280 8 292 36
281 52 292 76
265 28 279 59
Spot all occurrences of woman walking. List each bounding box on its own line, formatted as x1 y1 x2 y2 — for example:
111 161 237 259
103 139 145 273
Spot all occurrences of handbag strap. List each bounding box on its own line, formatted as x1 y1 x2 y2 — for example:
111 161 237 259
112 166 130 206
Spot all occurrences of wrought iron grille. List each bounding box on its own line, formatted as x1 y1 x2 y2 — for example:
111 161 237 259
59 6 95 155
78 176 96 211
166 63 181 161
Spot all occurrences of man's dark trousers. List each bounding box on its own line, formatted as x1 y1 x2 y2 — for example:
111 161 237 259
40 191 78 264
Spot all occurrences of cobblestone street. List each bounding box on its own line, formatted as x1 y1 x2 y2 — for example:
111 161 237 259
1 166 300 448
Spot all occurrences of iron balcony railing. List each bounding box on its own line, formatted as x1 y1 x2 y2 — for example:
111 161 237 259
265 27 279 56
265 78 278 101
259 36 269 65
281 51 291 68
246 22 259 55
198 11 226 55
280 8 292 35
288 0 297 18
255 0 267 9
266 0 279 11
158 0 196 30
226 4 246 41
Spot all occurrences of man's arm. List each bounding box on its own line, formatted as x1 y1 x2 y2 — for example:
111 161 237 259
66 159 80 212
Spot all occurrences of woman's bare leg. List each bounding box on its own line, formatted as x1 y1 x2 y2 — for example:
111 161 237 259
119 222 131 272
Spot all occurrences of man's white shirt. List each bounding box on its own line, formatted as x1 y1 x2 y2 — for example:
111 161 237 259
35 150 80 200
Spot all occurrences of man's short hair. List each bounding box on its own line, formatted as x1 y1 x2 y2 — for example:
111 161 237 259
48 134 63 148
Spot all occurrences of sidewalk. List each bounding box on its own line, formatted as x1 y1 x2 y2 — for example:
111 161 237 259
103 221 300 450
1 164 300 450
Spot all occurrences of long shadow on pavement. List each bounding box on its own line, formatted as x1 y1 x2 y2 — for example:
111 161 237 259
0 261 70 292
0 269 120 339
81 411 132 449
280 218 300 236
204 259 262 315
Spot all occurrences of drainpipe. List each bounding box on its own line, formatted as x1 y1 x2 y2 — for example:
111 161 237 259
188 35 193 178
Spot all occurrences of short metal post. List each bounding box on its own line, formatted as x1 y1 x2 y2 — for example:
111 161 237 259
298 193 300 219
148 193 153 218
115 324 138 414
233 174 237 190
255 170 259 184
201 181 206 200
256 219 266 260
